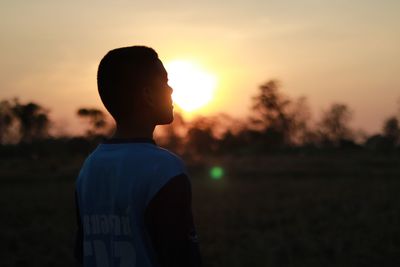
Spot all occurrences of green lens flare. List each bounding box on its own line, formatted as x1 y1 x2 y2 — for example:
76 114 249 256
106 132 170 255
210 166 224 180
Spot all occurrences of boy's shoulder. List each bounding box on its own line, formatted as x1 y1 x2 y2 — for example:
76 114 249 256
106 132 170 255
87 143 186 173
150 146 186 172
153 146 183 163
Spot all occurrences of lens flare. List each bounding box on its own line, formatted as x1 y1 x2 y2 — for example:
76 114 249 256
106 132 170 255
210 166 224 180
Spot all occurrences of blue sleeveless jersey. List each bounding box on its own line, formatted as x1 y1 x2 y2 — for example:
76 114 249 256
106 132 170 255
75 140 187 267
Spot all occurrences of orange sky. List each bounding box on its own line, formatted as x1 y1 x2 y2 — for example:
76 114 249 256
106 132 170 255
1 0 399 135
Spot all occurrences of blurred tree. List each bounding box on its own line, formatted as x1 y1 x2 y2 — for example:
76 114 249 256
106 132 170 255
155 111 186 153
185 116 219 158
11 100 50 143
365 100 400 152
286 96 314 145
0 99 16 144
382 116 400 146
317 103 354 146
353 128 369 145
251 80 293 146
210 113 245 138
250 80 317 147
77 108 108 137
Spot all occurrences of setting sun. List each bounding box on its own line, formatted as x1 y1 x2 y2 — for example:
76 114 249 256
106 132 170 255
165 60 217 113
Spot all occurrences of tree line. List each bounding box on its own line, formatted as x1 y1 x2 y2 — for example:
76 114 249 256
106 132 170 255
1 79 399 158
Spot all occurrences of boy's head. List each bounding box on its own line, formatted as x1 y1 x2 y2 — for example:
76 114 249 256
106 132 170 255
97 46 173 125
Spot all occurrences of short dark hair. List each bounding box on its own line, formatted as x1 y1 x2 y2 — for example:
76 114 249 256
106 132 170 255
97 46 159 119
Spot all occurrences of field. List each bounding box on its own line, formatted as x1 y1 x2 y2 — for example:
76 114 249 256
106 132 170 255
1 152 400 266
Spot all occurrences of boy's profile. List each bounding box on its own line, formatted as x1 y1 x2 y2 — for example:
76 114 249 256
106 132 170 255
74 46 202 267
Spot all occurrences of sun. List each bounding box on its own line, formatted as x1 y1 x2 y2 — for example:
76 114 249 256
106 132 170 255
165 60 217 113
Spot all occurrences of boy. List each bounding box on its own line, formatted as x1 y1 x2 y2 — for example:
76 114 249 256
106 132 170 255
74 46 202 267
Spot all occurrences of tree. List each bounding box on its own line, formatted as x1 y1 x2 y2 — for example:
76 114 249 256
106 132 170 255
382 116 400 146
286 96 314 145
365 99 400 152
184 116 220 158
11 100 50 142
251 80 293 146
77 108 108 137
317 103 353 146
0 99 16 144
155 111 187 153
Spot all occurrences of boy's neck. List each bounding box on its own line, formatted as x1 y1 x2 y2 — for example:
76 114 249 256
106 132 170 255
112 121 155 140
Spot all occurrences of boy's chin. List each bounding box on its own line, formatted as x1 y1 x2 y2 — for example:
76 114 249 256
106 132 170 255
157 113 174 125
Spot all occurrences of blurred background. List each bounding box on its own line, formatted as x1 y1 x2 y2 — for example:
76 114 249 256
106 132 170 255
1 0 400 266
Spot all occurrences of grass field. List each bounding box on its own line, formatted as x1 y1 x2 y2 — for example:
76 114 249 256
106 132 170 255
1 152 400 266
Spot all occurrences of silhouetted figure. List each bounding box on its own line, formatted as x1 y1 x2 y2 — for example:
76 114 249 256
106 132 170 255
74 46 202 267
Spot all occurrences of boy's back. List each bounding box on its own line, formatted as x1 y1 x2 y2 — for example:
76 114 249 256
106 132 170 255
74 45 202 267
75 138 198 266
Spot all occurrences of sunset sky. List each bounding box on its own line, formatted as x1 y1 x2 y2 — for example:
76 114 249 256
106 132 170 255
1 0 399 135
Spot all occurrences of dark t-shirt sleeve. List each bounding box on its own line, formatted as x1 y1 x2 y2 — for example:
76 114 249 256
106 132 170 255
144 173 202 267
